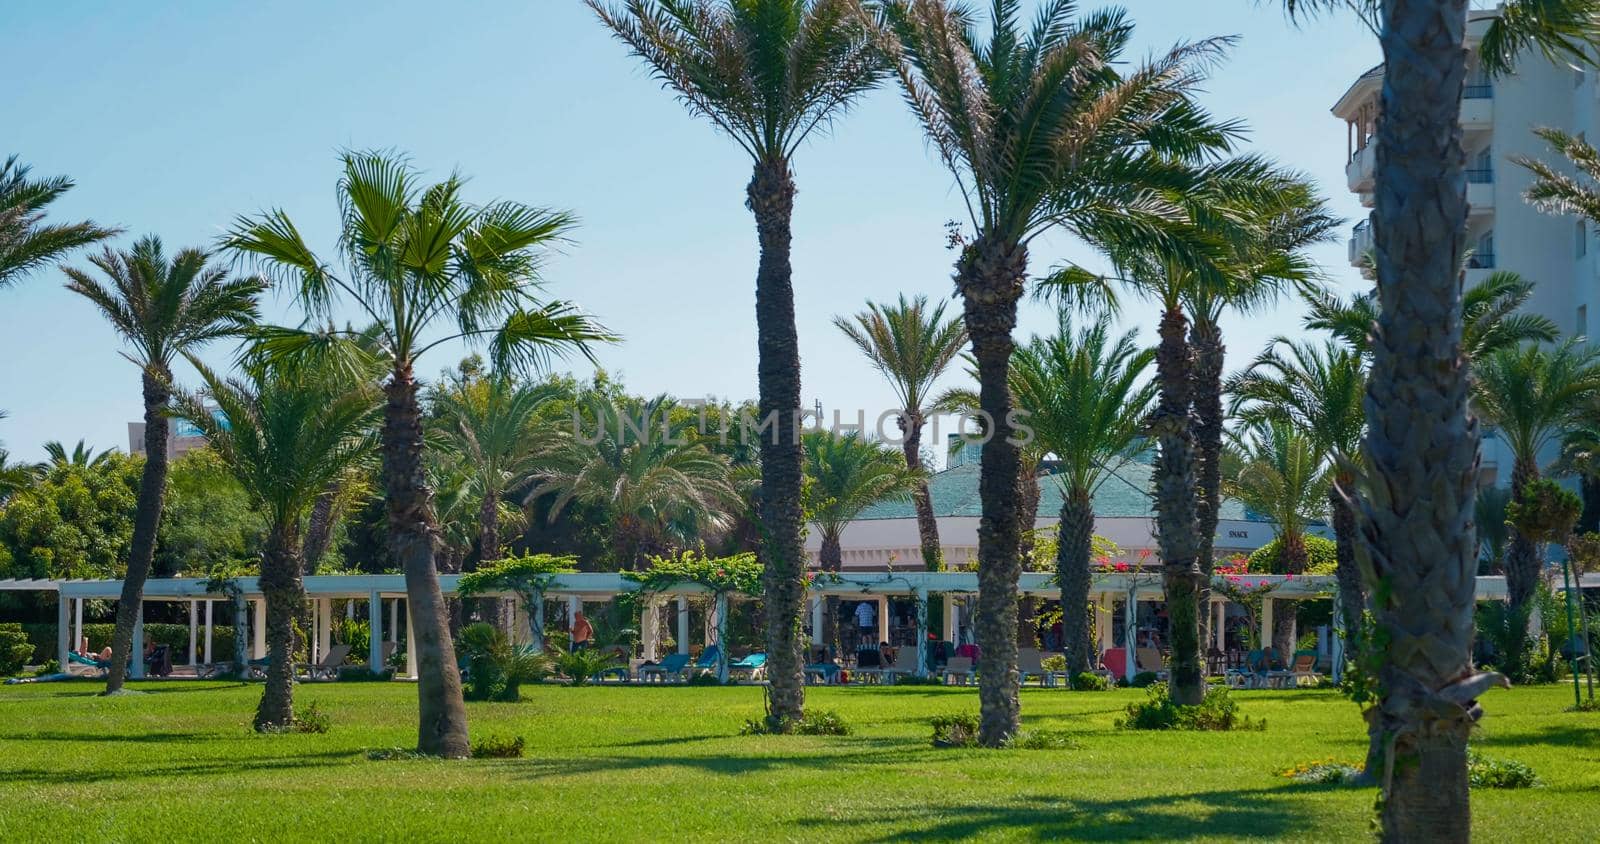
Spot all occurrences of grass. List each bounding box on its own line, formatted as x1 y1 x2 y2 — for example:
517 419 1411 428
0 682 1595 841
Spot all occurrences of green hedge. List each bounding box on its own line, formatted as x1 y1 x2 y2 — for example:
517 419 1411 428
16 623 238 664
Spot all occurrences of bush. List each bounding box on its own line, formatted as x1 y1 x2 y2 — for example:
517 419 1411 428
685 673 724 686
1130 671 1159 688
1040 655 1067 673
1279 759 1364 785
335 667 392 682
470 735 526 759
1118 684 1265 732
458 623 551 702
793 710 850 736
1468 751 1541 788
1567 698 1600 713
0 624 34 676
1248 534 1338 575
888 674 942 686
366 748 427 761
552 646 619 687
1070 671 1108 691
1005 730 1077 750
292 700 331 734
930 713 980 748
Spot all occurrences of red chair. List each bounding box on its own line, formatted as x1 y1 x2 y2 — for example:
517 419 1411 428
1101 647 1129 679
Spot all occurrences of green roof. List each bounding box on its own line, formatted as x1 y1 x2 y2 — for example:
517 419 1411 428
855 459 1257 522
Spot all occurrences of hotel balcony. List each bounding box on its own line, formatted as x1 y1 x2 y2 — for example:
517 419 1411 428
1348 220 1374 279
1460 85 1493 135
1467 167 1495 219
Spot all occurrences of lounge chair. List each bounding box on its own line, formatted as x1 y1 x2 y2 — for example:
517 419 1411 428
942 656 974 685
804 661 842 684
66 652 111 676
1261 647 1293 689
1225 649 1262 689
1289 650 1321 687
1101 647 1130 681
1017 648 1050 687
1135 647 1169 681
300 644 351 680
727 653 767 682
684 645 722 679
638 653 691 683
877 648 921 684
598 658 645 683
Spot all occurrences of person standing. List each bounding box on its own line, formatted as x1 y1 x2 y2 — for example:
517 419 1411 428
854 601 875 647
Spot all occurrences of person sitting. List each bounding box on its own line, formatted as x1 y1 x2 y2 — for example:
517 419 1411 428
571 611 593 650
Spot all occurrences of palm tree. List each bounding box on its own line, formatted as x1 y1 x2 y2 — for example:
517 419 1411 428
1471 339 1600 677
1009 315 1155 674
1276 1 1598 826
590 0 884 729
1476 486 1512 573
0 155 117 290
174 359 379 730
62 236 264 695
1223 419 1331 658
1228 339 1366 665
41 440 116 470
0 449 38 504
1305 270 1556 363
224 151 611 758
529 394 737 569
881 0 1241 739
803 430 921 648
835 295 966 572
1514 126 1600 233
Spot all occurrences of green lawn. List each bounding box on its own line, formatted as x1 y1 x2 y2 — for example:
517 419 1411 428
0 681 1594 842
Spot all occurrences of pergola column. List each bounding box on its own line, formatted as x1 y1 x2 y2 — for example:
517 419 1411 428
914 588 929 677
405 605 417 679
73 597 84 652
368 590 383 672
252 599 266 659
876 596 889 645
809 596 823 646
1094 593 1112 655
675 596 689 655
130 602 145 679
641 597 660 661
713 592 729 683
389 598 399 644
1330 589 1345 684
203 600 214 665
943 594 957 644
315 598 332 664
1261 597 1275 653
566 595 580 631
1213 599 1226 651
1121 594 1136 682
55 591 69 670
188 600 198 667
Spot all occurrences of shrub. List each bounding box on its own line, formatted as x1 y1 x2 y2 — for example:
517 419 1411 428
1567 698 1600 713
930 713 980 748
1040 654 1067 673
1279 759 1364 785
366 747 427 761
292 700 331 734
1118 684 1265 732
888 674 942 686
552 646 619 687
457 623 551 702
1248 534 1337 575
0 624 34 676
1467 751 1541 788
793 710 850 736
1005 730 1078 750
685 673 724 686
1130 671 1159 688
1070 671 1108 691
335 667 392 682
470 735 526 759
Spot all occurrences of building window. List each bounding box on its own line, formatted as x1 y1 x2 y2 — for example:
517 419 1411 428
1465 66 1493 99
1469 231 1495 269
1580 221 1589 258
1468 147 1493 183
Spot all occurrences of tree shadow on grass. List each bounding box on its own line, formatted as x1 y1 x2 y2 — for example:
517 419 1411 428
1476 723 1600 750
8 730 213 743
510 745 929 780
798 787 1335 841
0 749 357 786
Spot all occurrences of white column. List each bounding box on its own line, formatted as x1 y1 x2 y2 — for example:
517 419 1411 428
1213 599 1226 651
533 593 547 652
203 600 214 665
1261 598 1275 653
950 598 962 645
566 595 580 630
56 592 70 670
233 594 248 667
1122 595 1137 682
252 600 267 659
73 597 84 651
810 596 823 646
389 598 399 643
405 606 417 680
877 596 889 645
188 600 198 667
714 592 729 683
346 601 355 620
1094 594 1112 655
706 596 721 646
1330 589 1345 684
676 596 689 655
316 598 332 664
130 602 146 680
914 588 929 677
368 590 383 672
943 594 955 643
641 598 661 661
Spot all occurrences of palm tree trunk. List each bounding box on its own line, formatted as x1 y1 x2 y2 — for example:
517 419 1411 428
1504 457 1541 678
956 233 1026 747
1330 482 1366 657
1058 486 1096 675
1190 316 1225 576
1366 2 1481 836
1578 474 1600 535
821 532 842 657
1273 531 1309 658
1016 461 1041 650
1152 306 1205 706
901 411 943 571
103 368 172 695
383 362 470 758
255 523 304 731
302 482 341 575
748 159 807 730
476 489 509 629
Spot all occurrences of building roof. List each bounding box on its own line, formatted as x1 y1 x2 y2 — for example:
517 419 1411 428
854 459 1259 522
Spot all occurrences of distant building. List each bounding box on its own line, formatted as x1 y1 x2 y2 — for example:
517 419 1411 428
128 411 222 459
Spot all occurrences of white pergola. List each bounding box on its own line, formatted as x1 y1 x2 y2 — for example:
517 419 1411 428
3 570 1553 683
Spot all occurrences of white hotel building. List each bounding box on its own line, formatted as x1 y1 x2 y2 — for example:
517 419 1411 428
1333 9 1598 482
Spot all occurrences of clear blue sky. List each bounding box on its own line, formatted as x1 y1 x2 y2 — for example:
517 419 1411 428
0 1 1377 463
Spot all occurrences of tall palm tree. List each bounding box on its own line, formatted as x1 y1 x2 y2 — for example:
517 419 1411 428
62 237 264 695
174 359 378 729
0 449 38 504
1185 177 1338 578
1515 126 1600 230
590 0 884 729
529 394 738 569
224 151 611 758
835 294 967 572
1278 2 1598 827
431 374 559 563
41 440 115 470
1471 339 1600 677
882 0 1241 740
0 155 117 290
803 430 921 648
1305 270 1556 363
1010 314 1155 674
1223 419 1331 657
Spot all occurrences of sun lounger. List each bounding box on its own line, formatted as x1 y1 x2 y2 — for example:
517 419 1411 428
942 655 974 685
804 662 841 684
856 648 919 685
727 653 767 682
1017 648 1052 687
1135 647 1169 681
66 651 111 676
1289 650 1321 687
685 645 721 679
300 643 351 680
638 653 691 683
